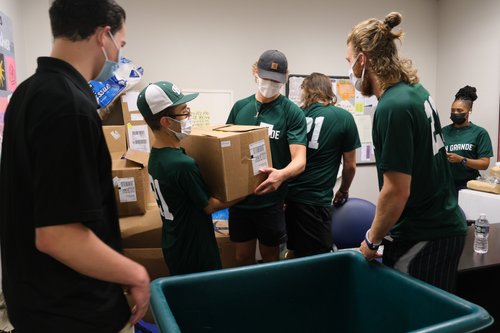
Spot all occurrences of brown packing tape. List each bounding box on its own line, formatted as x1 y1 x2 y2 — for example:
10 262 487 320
213 124 264 132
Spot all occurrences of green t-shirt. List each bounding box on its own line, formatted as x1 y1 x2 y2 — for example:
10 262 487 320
372 82 466 240
442 122 493 187
148 147 221 275
287 103 361 206
226 94 307 209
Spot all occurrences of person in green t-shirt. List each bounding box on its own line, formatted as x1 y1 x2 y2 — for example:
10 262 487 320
347 12 466 292
226 50 307 265
137 81 240 275
286 73 361 258
442 85 493 193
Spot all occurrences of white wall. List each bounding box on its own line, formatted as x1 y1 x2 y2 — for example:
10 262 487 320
116 0 438 102
115 0 439 204
17 0 52 79
11 0 499 205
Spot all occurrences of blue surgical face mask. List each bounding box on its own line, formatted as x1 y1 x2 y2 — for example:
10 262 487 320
93 32 121 82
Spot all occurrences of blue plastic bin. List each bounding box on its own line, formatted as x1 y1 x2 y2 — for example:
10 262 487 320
150 251 493 333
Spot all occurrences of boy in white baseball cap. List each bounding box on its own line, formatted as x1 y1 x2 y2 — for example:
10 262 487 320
137 81 240 275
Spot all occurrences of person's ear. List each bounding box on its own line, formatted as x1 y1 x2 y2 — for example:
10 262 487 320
95 26 111 47
159 116 171 129
358 52 366 67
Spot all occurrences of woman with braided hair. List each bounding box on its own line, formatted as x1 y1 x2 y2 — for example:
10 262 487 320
347 12 466 292
443 85 493 193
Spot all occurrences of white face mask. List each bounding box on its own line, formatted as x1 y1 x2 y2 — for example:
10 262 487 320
168 117 192 141
348 54 365 92
257 77 283 98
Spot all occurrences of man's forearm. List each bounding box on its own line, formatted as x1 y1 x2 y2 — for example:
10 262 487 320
280 144 306 180
339 165 356 192
369 172 411 244
36 223 149 287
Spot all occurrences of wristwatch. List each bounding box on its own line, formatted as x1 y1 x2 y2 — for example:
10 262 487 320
461 158 468 165
365 229 382 251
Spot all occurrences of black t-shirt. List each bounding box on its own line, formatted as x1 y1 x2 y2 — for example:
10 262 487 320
0 57 130 332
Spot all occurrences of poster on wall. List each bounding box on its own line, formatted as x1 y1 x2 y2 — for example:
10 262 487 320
286 74 377 165
0 11 16 156
182 90 233 127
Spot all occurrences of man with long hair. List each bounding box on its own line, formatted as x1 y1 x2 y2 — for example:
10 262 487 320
347 12 467 292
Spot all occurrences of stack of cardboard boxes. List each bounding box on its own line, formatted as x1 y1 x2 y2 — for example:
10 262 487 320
102 91 272 278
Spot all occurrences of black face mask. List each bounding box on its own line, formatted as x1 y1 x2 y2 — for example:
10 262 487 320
450 113 467 125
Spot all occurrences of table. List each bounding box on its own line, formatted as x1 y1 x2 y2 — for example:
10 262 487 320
458 223 500 272
456 224 500 332
458 189 500 224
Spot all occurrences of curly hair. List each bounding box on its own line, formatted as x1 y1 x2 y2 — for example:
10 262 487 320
454 85 477 109
347 12 419 92
300 73 337 109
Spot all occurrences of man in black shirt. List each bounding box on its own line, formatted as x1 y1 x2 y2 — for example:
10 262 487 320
0 1 150 332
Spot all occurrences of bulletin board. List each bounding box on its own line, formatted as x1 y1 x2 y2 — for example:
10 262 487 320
286 74 377 165
0 11 16 158
182 89 233 127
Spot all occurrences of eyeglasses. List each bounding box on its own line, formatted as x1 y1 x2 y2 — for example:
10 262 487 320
169 107 191 118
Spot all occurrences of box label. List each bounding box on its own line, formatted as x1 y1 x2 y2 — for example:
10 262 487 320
249 139 268 175
221 141 231 148
131 113 144 121
110 130 121 140
117 177 137 203
127 124 150 153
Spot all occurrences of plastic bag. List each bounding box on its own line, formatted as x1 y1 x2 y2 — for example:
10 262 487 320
89 56 144 109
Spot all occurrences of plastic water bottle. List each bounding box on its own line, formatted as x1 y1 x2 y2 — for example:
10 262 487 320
491 162 500 184
473 213 489 254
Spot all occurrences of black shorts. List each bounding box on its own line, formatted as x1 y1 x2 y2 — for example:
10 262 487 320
228 202 286 246
383 234 466 292
285 201 333 257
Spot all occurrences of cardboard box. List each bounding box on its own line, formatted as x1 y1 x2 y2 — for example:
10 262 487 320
125 123 154 153
120 206 162 248
112 149 150 217
123 247 168 324
180 125 272 202
213 219 238 268
123 247 169 279
121 93 154 153
102 125 127 154
119 207 238 269
100 92 154 153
